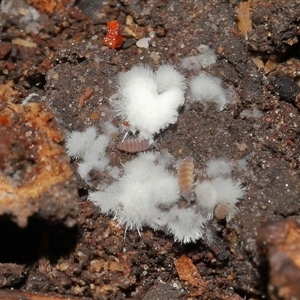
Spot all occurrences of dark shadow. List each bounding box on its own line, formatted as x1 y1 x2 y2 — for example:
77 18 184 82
0 217 78 264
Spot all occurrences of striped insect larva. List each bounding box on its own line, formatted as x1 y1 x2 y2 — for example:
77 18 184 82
177 157 196 203
117 138 153 153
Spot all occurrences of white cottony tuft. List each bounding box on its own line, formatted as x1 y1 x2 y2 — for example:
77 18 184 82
189 72 228 111
66 127 110 181
66 126 97 159
165 206 206 243
195 176 244 219
194 180 219 218
88 152 180 231
206 158 233 178
181 45 216 70
210 177 244 206
111 64 186 139
155 64 186 93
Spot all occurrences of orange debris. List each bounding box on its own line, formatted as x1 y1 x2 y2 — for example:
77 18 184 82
103 20 123 49
174 254 207 296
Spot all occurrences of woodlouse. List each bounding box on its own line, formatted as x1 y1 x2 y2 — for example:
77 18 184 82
213 203 228 220
117 138 153 153
177 157 196 203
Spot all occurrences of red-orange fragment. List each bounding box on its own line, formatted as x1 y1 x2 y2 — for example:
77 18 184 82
103 20 123 49
174 254 206 296
0 115 9 125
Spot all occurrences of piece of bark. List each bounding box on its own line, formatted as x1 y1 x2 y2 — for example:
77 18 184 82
0 289 91 300
257 219 300 300
0 263 29 288
174 254 206 296
0 89 78 228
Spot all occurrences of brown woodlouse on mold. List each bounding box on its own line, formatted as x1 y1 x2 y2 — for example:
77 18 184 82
177 157 196 203
116 138 154 153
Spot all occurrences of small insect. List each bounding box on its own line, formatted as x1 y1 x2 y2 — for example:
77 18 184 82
213 203 228 220
117 138 154 153
177 157 196 203
103 20 123 49
123 121 131 127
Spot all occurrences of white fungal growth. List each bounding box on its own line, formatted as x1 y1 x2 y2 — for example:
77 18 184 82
66 126 98 159
89 152 180 231
195 177 244 220
240 108 263 119
211 177 244 205
87 149 244 242
155 64 186 93
181 45 216 70
206 158 233 178
189 72 228 111
22 93 39 105
111 64 186 139
102 121 119 136
165 206 206 243
65 122 244 242
194 180 219 218
66 127 110 181
63 54 246 243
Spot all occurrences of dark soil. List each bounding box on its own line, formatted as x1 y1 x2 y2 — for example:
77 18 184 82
1 0 300 299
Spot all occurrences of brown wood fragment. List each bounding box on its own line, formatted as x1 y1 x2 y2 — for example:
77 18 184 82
24 0 69 14
0 264 29 288
174 254 206 296
125 15 146 40
0 99 78 228
0 289 91 299
0 42 12 59
11 38 37 48
0 81 19 102
78 86 94 109
257 219 300 300
237 1 252 36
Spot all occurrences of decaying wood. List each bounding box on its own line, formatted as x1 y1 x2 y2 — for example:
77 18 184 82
174 254 207 297
0 289 91 300
0 87 78 228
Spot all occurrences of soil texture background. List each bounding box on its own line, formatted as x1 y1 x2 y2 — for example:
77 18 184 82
0 0 300 299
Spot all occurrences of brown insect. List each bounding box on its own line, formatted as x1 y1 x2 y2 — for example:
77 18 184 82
177 157 196 203
213 203 228 220
117 138 154 153
123 121 131 127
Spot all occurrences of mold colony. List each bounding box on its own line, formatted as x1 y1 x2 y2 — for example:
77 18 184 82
66 46 244 243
